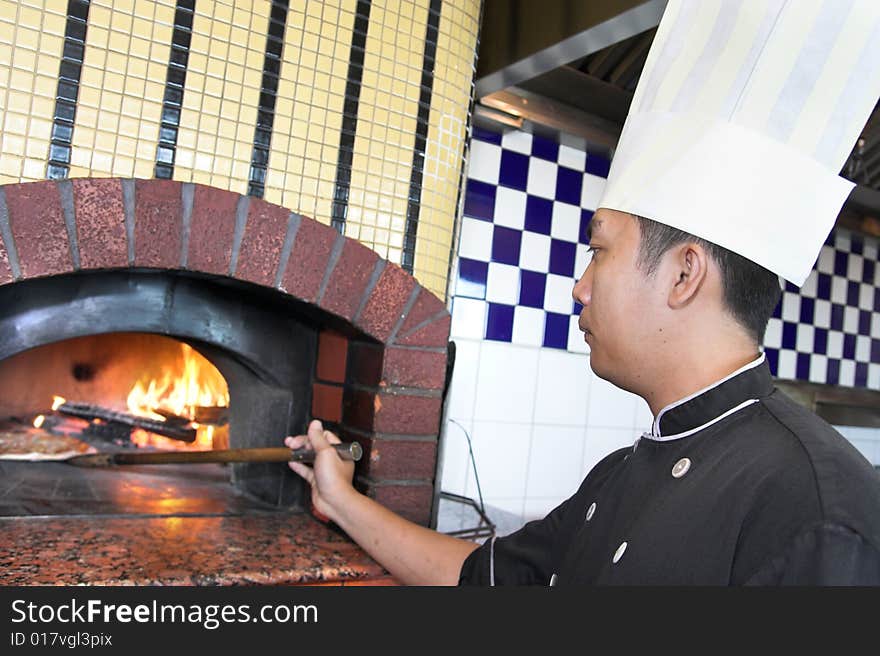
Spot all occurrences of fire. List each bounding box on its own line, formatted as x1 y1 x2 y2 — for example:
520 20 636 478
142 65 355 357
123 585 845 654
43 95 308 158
33 414 45 428
126 344 229 450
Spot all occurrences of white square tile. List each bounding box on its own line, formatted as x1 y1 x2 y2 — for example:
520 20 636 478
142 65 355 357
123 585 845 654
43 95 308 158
534 348 592 425
781 292 800 322
827 331 843 358
567 314 589 354
777 349 796 379
581 173 606 210
839 359 855 386
809 354 827 383
550 201 581 242
466 139 501 184
796 324 814 352
847 254 863 282
587 372 640 429
873 313 880 339
493 186 527 230
816 246 834 274
511 306 545 347
501 129 532 154
831 276 847 304
519 230 551 272
526 158 558 199
859 283 873 311
574 243 592 279
763 317 782 348
864 240 878 261
582 427 635 476
526 424 587 499
439 418 474 496
473 341 539 423
543 273 575 314
558 144 586 170
814 299 831 328
834 231 851 252
800 270 818 298
446 339 481 421
469 420 532 498
844 306 859 334
868 363 880 390
458 216 493 261
450 297 487 340
485 262 520 305
856 335 870 361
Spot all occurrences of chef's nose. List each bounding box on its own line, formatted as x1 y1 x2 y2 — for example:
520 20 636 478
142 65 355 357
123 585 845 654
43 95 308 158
572 264 592 306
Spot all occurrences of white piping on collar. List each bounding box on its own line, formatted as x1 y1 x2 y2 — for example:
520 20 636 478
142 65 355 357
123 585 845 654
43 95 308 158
647 353 766 441
489 535 496 586
641 398 759 442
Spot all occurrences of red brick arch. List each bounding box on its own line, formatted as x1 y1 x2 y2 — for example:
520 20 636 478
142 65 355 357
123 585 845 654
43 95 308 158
0 178 451 525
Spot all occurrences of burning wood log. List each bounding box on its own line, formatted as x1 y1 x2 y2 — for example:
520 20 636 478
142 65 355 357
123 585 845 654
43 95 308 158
55 401 197 443
155 406 229 427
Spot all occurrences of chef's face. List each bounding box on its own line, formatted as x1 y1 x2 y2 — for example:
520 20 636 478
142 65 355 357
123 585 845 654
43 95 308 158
572 209 666 392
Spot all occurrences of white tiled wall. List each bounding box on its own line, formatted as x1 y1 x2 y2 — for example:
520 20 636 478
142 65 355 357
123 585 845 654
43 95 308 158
441 334 649 526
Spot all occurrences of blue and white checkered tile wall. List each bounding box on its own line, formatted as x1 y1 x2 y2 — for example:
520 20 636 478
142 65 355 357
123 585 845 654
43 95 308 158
452 126 880 391
764 229 880 390
453 127 608 352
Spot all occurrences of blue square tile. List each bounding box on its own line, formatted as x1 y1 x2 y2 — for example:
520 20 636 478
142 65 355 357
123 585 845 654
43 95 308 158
499 150 529 190
579 209 594 244
543 312 569 349
816 273 831 300
531 135 559 161
771 300 783 319
555 167 582 205
847 281 859 307
519 270 546 308
457 258 488 299
855 362 868 387
813 327 828 354
784 280 799 293
463 179 496 221
486 303 515 342
473 126 502 145
834 251 848 276
826 358 840 385
573 301 583 315
549 239 576 277
799 297 814 324
796 353 810 380
491 225 522 265
851 234 864 255
875 288 880 312
764 348 779 376
872 338 880 363
830 304 844 330
781 322 797 349
843 333 856 359
524 195 553 234
585 154 611 178
863 258 875 284
859 310 871 335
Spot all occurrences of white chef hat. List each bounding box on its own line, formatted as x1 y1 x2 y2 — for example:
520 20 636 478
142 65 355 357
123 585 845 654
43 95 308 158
597 0 880 286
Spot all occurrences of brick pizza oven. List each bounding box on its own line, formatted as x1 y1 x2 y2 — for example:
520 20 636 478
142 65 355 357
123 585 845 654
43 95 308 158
0 177 451 584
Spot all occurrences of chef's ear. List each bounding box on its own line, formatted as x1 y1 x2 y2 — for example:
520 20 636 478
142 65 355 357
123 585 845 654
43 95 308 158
667 242 709 309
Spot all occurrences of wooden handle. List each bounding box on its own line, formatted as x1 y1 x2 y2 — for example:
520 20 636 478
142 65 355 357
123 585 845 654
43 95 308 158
107 443 361 465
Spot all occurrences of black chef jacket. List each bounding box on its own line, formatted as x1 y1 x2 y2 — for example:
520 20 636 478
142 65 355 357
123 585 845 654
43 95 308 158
458 356 880 585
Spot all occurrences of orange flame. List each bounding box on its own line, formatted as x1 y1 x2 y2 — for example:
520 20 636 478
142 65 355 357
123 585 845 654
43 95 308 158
33 414 45 428
126 344 228 450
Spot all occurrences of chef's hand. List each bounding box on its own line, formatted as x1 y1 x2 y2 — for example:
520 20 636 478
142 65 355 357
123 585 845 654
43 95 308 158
285 419 357 522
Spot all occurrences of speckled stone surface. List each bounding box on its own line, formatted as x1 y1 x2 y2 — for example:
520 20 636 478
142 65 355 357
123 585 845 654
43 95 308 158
0 513 389 586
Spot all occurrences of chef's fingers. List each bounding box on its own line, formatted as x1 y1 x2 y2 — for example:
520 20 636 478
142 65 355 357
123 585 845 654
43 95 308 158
284 434 308 450
288 460 315 485
308 419 343 449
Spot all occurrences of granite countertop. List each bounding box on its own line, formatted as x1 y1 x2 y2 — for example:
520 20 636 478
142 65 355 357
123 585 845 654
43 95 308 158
0 513 391 585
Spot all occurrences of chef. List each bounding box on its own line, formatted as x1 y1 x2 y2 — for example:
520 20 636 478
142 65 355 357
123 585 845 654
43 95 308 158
286 0 880 585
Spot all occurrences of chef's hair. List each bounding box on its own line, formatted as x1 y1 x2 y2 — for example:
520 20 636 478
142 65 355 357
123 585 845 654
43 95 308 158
633 215 782 345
